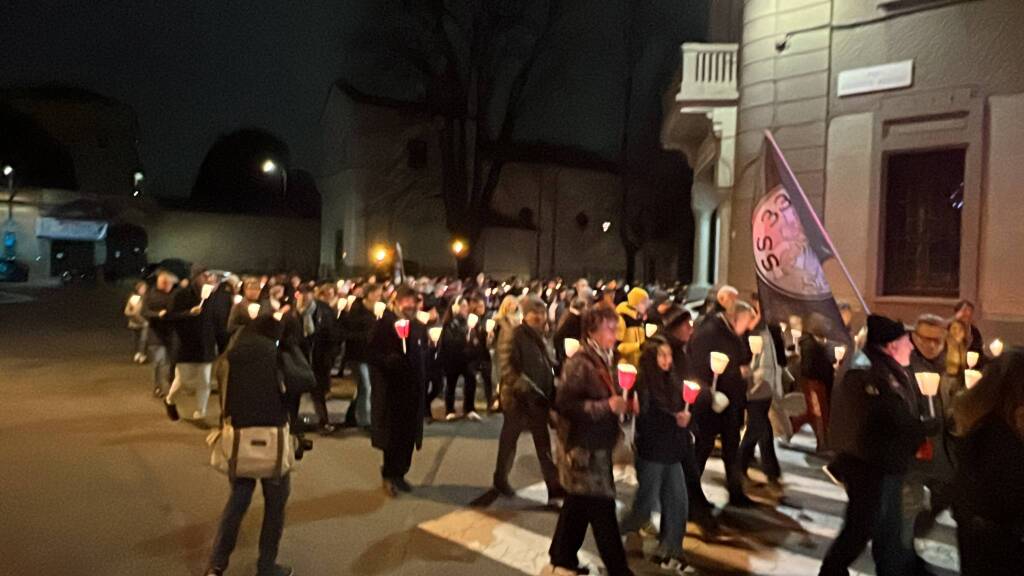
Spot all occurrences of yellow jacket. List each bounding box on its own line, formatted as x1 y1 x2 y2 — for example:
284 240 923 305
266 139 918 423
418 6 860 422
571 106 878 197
615 301 645 367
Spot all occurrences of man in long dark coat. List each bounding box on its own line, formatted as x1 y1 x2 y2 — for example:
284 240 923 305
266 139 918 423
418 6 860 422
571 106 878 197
369 285 427 496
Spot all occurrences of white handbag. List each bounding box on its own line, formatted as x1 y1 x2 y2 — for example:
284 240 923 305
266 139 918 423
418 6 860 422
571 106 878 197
207 359 295 480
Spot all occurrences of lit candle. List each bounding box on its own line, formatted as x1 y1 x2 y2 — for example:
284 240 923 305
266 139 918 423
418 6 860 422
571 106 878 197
486 318 496 334
990 338 1004 358
200 284 215 301
129 294 141 306
233 294 243 305
748 335 764 356
617 363 637 401
416 311 431 325
395 319 410 354
247 303 261 320
682 380 701 414
564 338 580 358
966 351 979 369
834 345 847 365
428 326 443 345
645 323 658 338
373 301 387 319
467 313 479 331
964 369 982 390
914 372 941 417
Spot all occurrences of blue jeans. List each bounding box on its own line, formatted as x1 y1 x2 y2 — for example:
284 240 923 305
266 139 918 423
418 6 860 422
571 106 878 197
208 474 290 575
621 457 688 558
346 358 374 426
148 344 171 395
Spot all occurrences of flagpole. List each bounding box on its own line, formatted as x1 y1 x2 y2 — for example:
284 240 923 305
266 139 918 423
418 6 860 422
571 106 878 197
764 131 872 315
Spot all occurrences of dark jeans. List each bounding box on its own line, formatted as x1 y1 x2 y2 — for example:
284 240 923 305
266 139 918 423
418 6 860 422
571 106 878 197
311 357 333 428
620 457 688 559
681 429 712 512
470 359 493 405
445 363 477 414
382 436 415 480
820 461 916 576
208 474 290 575
739 398 781 480
694 399 746 499
550 494 633 576
493 391 561 496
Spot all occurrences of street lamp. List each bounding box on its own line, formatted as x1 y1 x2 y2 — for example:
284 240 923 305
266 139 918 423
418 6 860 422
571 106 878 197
261 158 287 197
370 244 390 267
132 171 144 198
4 165 14 220
450 238 468 258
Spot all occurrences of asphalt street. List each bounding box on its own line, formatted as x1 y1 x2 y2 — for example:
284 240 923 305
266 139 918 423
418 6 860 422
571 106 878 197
0 286 960 576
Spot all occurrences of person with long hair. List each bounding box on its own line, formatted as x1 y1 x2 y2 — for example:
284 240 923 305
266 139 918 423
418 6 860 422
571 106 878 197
620 337 693 574
951 348 1024 575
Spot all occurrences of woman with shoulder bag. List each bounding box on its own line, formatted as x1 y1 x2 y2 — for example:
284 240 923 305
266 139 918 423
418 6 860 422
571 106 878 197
205 316 295 576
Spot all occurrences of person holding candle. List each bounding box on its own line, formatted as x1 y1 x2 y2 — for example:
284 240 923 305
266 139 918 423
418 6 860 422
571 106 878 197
368 285 427 497
615 287 651 367
341 283 382 430
820 314 938 576
143 271 178 398
548 302 635 576
950 348 1024 575
620 337 693 574
739 318 787 486
227 277 265 337
440 296 480 421
553 297 587 373
164 269 218 421
492 296 564 504
953 300 985 365
309 283 343 435
124 280 149 364
467 293 495 414
490 295 522 411
794 314 835 453
687 300 757 507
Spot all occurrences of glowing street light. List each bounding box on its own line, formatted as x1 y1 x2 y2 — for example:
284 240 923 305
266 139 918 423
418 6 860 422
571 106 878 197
261 159 278 174
450 238 468 258
260 158 287 197
371 244 390 265
601 221 612 233
2 165 12 177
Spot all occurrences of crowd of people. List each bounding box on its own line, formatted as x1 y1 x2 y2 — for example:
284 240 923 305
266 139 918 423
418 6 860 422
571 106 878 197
122 268 1024 576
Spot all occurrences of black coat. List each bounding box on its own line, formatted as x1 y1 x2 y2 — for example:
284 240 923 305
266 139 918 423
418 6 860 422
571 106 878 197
310 300 342 371
829 347 931 474
553 311 583 370
635 353 688 464
169 286 217 363
218 329 288 428
799 335 835 390
504 324 556 404
687 312 753 405
341 299 376 364
142 288 176 347
206 285 235 353
368 309 427 451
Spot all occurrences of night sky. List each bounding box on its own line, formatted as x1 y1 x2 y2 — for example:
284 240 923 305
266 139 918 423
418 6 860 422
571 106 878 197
2 1 707 204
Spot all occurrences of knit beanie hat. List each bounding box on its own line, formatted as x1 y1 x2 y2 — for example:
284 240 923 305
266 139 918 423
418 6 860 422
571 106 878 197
867 314 906 347
627 287 650 309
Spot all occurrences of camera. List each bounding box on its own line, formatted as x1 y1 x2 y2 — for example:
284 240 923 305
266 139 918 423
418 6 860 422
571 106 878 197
294 434 313 460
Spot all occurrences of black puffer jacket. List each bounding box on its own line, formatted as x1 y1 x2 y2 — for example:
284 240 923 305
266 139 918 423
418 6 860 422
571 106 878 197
169 285 217 363
635 344 688 464
687 313 753 405
342 298 376 364
217 329 287 428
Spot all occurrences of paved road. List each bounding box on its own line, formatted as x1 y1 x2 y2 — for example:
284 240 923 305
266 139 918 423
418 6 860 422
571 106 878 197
0 286 960 575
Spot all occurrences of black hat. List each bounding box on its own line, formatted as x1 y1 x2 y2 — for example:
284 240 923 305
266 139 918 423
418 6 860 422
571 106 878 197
867 314 907 347
663 305 693 331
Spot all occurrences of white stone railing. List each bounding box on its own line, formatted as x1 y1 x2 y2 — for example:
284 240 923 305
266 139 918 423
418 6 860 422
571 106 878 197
677 42 739 104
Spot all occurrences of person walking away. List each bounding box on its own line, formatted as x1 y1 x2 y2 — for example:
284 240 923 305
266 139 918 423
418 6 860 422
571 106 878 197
820 315 938 576
739 319 787 487
615 287 650 367
489 295 521 411
547 303 636 576
342 283 381 429
492 296 564 505
142 271 177 397
467 293 494 414
950 348 1024 575
164 269 218 421
793 315 835 452
207 276 237 354
309 283 343 435
125 281 149 363
368 286 427 496
687 300 757 507
205 316 295 576
440 297 479 421
620 338 694 575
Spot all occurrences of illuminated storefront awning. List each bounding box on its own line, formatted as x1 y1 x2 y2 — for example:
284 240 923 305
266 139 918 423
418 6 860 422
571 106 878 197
35 217 108 241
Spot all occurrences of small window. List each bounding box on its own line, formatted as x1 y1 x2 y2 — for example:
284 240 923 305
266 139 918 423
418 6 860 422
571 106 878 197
882 148 965 297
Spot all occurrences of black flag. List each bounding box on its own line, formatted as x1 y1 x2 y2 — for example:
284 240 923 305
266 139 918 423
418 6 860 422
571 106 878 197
752 132 851 344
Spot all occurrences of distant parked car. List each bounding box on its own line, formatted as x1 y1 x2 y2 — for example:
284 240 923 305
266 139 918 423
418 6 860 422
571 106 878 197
0 259 29 282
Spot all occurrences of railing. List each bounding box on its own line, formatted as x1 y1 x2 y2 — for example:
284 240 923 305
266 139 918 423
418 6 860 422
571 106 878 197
677 43 739 104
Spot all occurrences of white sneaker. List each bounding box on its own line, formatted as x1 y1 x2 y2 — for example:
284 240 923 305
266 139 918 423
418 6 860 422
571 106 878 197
466 411 482 422
192 410 207 421
445 413 458 422
659 557 695 575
